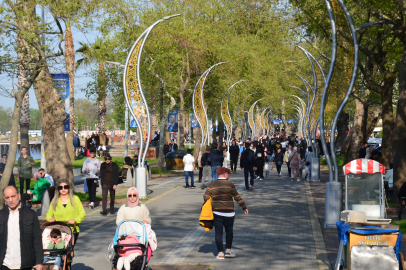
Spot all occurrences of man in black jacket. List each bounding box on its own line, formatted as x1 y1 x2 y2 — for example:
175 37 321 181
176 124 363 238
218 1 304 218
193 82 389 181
229 140 240 174
240 142 256 191
208 143 224 181
100 154 119 215
0 186 43 270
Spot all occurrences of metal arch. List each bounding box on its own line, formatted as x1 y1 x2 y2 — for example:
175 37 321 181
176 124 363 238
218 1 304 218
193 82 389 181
248 99 263 137
221 80 245 148
329 0 359 182
289 86 308 104
241 92 259 140
261 107 271 135
192 62 227 150
124 14 180 167
255 109 262 137
265 109 272 134
291 95 307 140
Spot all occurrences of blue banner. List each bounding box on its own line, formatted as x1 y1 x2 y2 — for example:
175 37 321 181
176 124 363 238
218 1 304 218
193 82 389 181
288 119 296 124
130 115 146 128
168 107 178 132
272 120 283 125
51 74 70 131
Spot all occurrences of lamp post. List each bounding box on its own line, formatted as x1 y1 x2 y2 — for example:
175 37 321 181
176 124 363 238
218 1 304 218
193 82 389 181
123 14 180 197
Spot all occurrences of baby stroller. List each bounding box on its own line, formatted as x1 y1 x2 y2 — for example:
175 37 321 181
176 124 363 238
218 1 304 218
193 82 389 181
108 220 150 270
41 221 76 270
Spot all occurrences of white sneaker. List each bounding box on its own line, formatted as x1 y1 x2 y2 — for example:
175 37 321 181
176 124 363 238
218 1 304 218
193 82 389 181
225 250 237 258
90 202 94 209
259 178 263 181
297 179 300 181
216 253 225 260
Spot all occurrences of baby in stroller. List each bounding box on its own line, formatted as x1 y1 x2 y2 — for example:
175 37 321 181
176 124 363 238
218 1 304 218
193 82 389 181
115 235 143 270
44 228 65 270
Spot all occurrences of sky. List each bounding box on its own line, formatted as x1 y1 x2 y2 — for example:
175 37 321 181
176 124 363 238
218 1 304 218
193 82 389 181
0 7 101 110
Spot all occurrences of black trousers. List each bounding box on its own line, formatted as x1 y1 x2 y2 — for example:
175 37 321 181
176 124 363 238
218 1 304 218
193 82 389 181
243 166 254 190
230 157 238 171
287 163 291 177
86 178 98 203
214 214 235 253
199 167 203 181
256 162 264 179
19 177 31 194
102 185 115 213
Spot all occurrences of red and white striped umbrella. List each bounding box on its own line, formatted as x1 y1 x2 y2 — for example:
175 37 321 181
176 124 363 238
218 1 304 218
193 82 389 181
343 159 386 175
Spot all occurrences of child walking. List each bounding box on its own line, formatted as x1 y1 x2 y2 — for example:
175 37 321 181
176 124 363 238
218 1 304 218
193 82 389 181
305 162 311 181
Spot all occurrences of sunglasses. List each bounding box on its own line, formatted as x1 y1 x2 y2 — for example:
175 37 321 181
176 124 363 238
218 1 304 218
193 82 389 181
128 194 137 198
58 185 70 190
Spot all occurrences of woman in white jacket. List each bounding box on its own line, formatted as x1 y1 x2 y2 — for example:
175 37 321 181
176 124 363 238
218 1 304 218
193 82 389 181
116 187 151 225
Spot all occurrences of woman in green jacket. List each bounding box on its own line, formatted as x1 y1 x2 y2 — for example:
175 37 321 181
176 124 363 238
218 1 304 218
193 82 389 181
27 172 50 202
46 179 86 240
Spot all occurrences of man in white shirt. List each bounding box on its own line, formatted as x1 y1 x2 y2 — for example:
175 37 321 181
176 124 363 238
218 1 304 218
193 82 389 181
183 149 196 189
82 149 101 209
0 186 43 270
38 168 54 186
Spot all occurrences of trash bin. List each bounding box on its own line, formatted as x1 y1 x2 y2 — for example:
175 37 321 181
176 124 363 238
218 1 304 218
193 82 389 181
165 150 187 171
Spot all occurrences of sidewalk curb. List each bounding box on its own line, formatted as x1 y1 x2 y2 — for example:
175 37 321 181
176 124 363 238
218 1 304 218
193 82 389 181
305 181 332 270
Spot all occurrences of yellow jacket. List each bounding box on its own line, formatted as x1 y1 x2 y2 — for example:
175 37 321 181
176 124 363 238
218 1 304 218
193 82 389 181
199 197 213 231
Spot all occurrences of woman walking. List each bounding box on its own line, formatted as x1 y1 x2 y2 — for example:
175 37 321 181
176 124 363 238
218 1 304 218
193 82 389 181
116 187 151 225
289 146 302 181
46 179 86 241
273 147 284 177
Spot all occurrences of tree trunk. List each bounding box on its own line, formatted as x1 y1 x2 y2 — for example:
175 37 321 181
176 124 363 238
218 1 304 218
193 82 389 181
366 108 381 139
178 89 185 150
218 121 224 145
98 62 107 144
347 98 364 161
193 127 201 160
212 120 216 144
393 49 406 193
361 105 369 143
65 25 75 162
380 89 394 168
158 112 167 170
19 92 30 156
0 88 29 208
335 111 349 151
33 64 74 186
17 36 30 155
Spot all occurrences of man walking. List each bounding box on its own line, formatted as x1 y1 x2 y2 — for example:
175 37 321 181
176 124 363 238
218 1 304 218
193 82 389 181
183 149 196 189
16 147 35 195
229 140 240 174
204 167 248 260
240 142 256 191
82 149 101 209
38 168 54 186
100 154 119 215
208 143 224 181
200 146 212 190
73 134 81 159
0 186 43 270
359 141 368 158
0 154 15 186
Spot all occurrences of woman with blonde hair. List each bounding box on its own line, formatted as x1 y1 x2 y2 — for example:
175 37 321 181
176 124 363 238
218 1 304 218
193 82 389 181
46 179 86 240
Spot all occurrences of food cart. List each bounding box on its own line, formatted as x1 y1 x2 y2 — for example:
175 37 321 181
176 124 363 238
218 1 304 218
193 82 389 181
334 159 404 270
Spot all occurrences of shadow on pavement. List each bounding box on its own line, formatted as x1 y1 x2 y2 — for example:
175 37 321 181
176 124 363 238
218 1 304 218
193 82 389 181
71 263 94 270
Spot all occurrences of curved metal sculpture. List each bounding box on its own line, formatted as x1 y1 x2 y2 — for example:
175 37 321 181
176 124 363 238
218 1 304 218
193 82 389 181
192 62 227 150
221 80 244 148
261 107 271 135
255 109 262 137
248 99 263 137
241 92 259 140
124 14 180 168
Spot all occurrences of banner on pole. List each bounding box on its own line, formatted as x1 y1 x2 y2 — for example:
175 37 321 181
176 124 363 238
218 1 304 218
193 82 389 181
272 120 283 125
288 119 296 124
192 113 199 128
51 74 70 131
167 107 178 132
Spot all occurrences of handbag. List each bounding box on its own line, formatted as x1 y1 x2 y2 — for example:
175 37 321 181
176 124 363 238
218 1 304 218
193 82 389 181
264 162 271 172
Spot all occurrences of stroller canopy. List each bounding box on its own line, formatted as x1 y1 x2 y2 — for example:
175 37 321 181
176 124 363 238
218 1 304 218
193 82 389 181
113 220 147 246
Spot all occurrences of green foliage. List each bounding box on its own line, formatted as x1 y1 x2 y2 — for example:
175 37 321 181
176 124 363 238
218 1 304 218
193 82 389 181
74 192 102 202
321 154 347 167
0 106 12 134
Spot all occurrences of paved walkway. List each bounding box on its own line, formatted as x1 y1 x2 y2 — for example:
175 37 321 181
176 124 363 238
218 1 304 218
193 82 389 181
71 166 331 270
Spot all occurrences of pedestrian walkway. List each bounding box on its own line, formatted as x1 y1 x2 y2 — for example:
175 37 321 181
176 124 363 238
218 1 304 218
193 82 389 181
72 166 331 270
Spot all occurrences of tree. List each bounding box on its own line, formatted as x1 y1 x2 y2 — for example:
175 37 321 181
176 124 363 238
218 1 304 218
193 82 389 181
0 107 12 134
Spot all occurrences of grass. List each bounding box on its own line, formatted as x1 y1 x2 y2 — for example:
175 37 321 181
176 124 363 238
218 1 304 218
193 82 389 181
390 220 406 235
14 160 41 168
321 154 347 167
151 167 183 175
14 178 36 190
74 192 103 202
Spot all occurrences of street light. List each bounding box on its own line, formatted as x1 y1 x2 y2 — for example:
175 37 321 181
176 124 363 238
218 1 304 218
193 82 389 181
105 61 129 157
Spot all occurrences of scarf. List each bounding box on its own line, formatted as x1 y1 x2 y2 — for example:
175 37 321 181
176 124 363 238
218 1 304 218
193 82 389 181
127 187 141 207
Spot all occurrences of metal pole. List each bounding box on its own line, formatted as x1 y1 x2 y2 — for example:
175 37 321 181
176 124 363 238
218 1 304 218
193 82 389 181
322 0 340 229
125 104 129 157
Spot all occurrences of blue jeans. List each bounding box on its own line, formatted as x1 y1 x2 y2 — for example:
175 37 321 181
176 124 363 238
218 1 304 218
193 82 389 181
213 214 235 253
212 166 220 181
185 171 194 187
44 255 62 267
